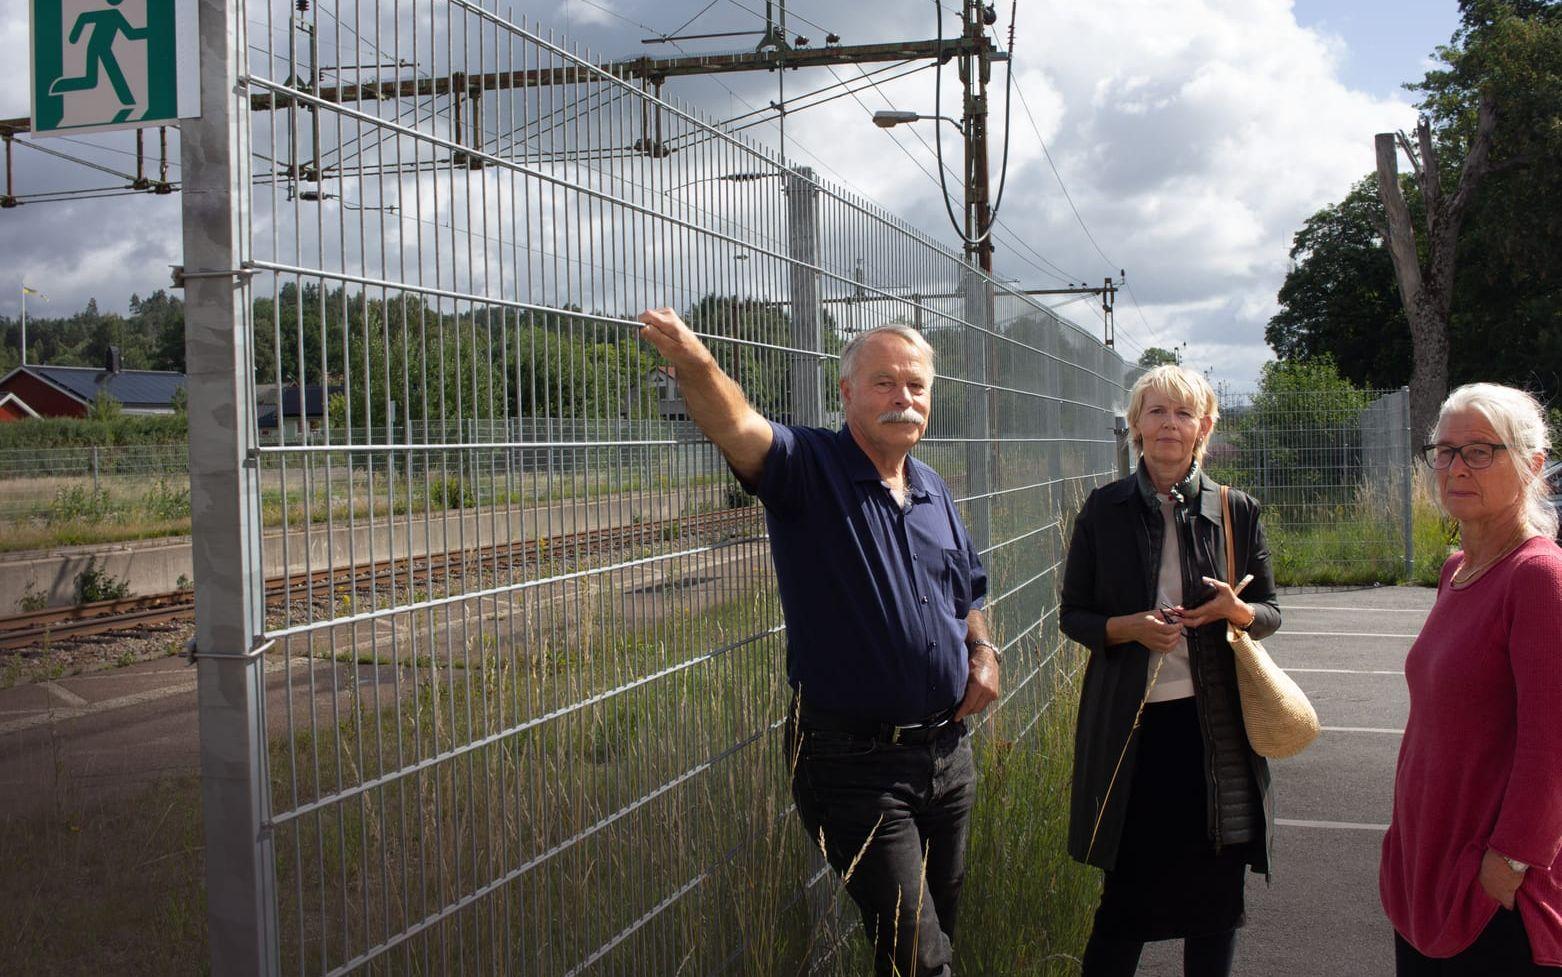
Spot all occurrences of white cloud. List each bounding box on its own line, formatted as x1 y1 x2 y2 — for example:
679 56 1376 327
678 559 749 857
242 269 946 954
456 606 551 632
958 0 1419 381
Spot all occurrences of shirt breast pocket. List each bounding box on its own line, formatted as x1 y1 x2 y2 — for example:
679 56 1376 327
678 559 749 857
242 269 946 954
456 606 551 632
943 548 972 618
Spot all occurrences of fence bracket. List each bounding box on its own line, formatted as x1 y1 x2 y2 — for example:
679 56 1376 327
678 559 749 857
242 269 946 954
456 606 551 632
170 264 257 289
186 636 275 665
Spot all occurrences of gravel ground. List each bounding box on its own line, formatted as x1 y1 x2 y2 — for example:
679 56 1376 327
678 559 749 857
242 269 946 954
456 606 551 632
0 619 194 688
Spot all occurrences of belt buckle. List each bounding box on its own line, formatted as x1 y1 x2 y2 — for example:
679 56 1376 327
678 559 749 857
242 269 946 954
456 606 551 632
889 725 903 745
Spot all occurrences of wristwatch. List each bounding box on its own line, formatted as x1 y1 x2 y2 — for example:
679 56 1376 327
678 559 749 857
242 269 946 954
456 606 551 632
1503 855 1530 874
969 638 1003 665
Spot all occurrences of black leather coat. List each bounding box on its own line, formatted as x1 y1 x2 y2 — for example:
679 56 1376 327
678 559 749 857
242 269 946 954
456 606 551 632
1060 468 1281 873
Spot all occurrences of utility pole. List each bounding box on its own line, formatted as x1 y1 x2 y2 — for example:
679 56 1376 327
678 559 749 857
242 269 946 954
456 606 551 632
1024 276 1121 348
960 0 996 274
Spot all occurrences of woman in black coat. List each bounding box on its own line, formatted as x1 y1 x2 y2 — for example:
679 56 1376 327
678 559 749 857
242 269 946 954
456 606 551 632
1061 365 1282 977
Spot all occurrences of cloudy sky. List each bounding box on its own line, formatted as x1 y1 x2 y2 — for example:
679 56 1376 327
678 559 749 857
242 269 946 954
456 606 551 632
0 0 1460 387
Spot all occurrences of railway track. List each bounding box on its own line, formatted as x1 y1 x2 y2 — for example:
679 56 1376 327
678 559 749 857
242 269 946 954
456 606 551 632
0 506 763 652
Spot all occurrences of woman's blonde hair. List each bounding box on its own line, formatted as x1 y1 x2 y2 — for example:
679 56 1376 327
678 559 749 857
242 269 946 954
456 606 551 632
1432 383 1558 539
1126 365 1220 463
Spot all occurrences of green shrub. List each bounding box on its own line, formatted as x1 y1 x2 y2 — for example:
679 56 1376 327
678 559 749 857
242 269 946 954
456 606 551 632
74 557 131 604
44 486 116 525
423 473 475 509
0 414 186 449
16 582 49 612
141 479 191 520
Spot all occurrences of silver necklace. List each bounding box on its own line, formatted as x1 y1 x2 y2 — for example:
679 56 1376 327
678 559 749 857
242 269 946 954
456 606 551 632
1452 530 1528 586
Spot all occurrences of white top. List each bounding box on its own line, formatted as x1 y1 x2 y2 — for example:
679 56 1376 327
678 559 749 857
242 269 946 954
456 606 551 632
1146 494 1195 702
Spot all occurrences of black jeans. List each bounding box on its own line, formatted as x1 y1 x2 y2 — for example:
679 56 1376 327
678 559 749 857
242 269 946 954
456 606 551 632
1396 909 1562 975
788 716 976 977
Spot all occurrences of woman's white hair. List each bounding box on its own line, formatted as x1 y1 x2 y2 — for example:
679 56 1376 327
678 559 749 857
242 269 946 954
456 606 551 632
839 325 936 381
1126 365 1220 463
1432 382 1558 539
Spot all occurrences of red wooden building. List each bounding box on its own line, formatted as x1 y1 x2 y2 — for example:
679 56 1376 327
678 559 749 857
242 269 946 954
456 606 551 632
0 349 186 421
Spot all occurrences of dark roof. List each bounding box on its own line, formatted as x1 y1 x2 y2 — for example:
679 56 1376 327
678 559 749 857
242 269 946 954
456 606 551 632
2 365 185 409
257 385 335 427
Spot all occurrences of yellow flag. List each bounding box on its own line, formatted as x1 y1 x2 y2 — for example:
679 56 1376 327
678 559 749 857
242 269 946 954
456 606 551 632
21 285 46 300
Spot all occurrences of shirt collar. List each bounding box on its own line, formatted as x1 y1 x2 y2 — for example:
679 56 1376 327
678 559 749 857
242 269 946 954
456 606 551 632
1130 462 1223 524
837 424 934 500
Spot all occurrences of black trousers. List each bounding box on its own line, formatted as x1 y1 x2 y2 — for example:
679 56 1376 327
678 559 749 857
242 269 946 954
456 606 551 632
787 716 976 977
1396 909 1562 976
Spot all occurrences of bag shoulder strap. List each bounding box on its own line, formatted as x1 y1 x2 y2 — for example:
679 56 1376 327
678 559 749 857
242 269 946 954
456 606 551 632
1220 484 1237 586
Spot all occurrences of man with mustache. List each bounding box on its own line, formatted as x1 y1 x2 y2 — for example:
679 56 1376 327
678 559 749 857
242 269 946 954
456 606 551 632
639 308 998 977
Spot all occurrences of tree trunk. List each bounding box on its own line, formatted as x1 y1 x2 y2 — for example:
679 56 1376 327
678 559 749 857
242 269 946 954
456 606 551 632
1374 94 1497 441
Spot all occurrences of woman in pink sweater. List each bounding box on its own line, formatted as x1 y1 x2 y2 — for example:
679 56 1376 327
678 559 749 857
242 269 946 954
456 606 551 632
1381 383 1562 975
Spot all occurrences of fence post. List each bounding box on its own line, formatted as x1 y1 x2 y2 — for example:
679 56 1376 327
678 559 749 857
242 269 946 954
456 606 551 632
183 0 278 971
91 445 100 494
962 266 992 557
785 166 823 426
1401 386 1414 581
1114 414 1131 477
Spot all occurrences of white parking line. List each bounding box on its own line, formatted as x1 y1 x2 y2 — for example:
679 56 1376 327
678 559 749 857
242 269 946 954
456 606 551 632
41 681 89 707
0 658 317 736
1282 605 1431 613
1276 818 1389 832
1281 631 1420 638
1289 668 1403 676
1323 725 1405 735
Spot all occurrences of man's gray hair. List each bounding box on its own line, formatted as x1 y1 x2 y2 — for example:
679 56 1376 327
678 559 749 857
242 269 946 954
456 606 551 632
839 325 937 381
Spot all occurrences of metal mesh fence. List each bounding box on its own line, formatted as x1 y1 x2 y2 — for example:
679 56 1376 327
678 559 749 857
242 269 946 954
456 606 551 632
0 444 189 521
1205 386 1428 587
186 2 1137 974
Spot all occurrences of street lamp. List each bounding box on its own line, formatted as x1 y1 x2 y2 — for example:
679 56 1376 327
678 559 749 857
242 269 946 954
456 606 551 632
872 110 961 131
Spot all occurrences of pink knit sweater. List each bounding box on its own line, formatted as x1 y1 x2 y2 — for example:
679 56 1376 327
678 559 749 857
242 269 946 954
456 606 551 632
1381 536 1562 963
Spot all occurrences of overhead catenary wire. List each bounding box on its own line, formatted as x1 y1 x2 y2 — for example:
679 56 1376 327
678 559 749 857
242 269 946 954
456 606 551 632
821 39 1082 289
1010 74 1120 275
928 0 1016 248
826 59 1076 287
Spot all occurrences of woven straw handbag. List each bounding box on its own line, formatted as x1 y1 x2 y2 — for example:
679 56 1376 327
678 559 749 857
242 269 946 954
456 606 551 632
1220 486 1320 759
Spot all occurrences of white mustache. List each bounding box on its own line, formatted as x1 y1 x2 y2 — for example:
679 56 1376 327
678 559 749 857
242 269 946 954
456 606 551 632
877 408 926 425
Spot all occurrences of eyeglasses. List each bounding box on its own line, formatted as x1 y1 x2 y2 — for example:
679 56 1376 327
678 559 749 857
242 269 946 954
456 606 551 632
1419 442 1509 470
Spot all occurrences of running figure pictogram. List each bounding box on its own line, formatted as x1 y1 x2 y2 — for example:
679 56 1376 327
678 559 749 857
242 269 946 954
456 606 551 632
49 0 147 109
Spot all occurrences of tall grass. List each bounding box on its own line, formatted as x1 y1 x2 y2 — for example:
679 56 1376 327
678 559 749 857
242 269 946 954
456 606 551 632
956 664 1099 975
1263 479 1454 587
0 616 1099 976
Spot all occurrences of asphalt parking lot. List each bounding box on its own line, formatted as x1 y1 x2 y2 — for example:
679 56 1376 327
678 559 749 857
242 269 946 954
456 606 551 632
1135 585 1435 977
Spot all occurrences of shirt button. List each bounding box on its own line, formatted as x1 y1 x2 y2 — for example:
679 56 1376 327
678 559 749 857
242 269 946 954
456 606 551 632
920 595 928 604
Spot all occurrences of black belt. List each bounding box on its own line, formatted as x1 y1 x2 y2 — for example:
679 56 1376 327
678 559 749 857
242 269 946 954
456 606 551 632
797 703 961 746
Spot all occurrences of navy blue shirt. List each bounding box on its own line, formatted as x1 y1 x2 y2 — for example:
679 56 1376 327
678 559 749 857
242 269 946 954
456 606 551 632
748 422 988 723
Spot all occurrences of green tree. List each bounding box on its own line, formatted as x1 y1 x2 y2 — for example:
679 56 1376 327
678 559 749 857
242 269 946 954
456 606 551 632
131 290 187 371
86 389 123 421
1265 178 1410 388
1270 0 1562 416
1137 346 1183 368
683 295 795 419
1212 358 1375 505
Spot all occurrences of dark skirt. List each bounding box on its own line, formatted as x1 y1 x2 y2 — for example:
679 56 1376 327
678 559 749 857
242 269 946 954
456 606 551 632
1091 696 1250 942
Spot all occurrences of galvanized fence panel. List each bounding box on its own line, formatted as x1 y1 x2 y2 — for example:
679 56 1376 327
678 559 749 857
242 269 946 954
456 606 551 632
1206 387 1430 587
189 1 1137 972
